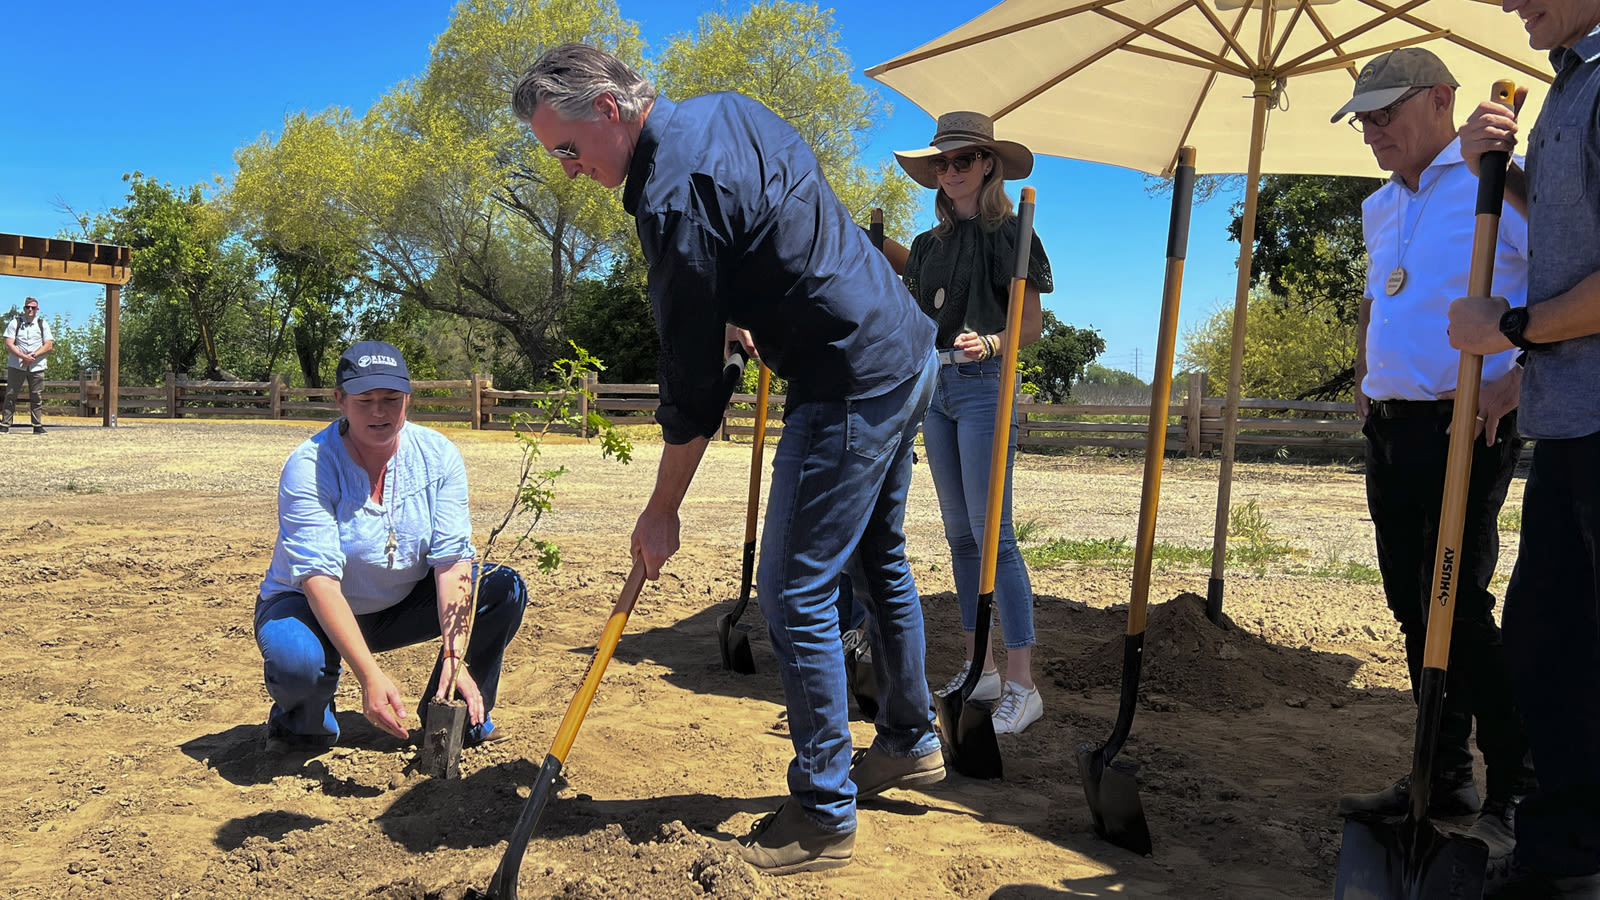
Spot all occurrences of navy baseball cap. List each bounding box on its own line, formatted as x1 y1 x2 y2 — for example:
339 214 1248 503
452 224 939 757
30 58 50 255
336 341 411 394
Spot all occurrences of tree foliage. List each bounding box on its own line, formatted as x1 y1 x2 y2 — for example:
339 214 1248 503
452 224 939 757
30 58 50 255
1179 294 1357 401
84 173 260 382
1017 310 1105 403
1227 174 1380 326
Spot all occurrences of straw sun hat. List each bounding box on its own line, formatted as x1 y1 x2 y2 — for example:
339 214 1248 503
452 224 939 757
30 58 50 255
894 111 1034 190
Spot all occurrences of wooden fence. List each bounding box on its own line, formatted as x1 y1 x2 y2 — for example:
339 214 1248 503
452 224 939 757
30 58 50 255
21 370 1363 455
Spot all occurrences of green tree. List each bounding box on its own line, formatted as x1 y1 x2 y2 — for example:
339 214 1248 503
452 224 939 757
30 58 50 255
1227 174 1380 326
651 1 920 236
1017 310 1105 403
84 174 259 382
1179 294 1357 400
1081 363 1147 387
561 255 658 385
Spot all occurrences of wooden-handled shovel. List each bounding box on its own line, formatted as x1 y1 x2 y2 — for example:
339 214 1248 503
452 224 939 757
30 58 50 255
1076 146 1198 857
716 361 770 674
470 351 748 900
1333 80 1517 900
932 186 1039 780
466 561 648 900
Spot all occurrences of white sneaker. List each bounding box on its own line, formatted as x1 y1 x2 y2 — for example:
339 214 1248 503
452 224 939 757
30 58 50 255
992 681 1043 734
935 661 1002 703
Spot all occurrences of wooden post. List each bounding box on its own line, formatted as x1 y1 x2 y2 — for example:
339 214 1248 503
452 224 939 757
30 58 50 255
579 372 591 439
483 374 494 427
165 372 178 418
78 371 89 418
469 373 482 430
1186 371 1204 458
103 284 119 427
269 374 283 419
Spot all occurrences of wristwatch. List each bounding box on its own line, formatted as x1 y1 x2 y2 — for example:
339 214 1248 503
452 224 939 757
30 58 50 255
1498 305 1543 352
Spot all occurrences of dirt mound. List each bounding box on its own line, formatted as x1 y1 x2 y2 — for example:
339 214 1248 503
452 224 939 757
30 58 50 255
1047 593 1363 713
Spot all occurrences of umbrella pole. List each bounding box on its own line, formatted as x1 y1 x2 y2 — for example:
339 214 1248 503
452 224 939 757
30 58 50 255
1206 73 1274 626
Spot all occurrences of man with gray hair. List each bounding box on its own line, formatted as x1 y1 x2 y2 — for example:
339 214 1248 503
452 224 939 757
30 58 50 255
513 44 942 874
1331 47 1535 833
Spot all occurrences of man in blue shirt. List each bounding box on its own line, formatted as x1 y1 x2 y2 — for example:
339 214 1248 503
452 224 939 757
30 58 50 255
514 44 942 874
1453 1 1600 894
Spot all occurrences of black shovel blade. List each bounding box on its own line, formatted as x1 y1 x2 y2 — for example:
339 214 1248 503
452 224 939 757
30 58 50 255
467 754 564 900
934 688 1003 780
716 611 755 674
1076 741 1152 856
1334 814 1487 900
845 645 879 720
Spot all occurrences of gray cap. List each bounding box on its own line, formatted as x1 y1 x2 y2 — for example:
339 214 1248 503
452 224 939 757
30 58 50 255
1330 48 1458 123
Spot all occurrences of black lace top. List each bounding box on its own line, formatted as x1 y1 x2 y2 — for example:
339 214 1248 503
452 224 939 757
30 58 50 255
901 215 1054 348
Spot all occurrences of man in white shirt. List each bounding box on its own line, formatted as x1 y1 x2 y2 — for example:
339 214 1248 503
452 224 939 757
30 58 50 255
3 297 53 435
1330 49 1535 830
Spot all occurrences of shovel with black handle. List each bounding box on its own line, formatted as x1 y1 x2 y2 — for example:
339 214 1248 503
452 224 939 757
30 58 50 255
716 360 769 674
932 186 1039 780
1332 81 1517 900
1076 146 1197 857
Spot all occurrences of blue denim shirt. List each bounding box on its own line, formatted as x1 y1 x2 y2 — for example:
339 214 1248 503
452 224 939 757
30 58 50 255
260 421 475 614
1522 25 1600 439
621 94 936 444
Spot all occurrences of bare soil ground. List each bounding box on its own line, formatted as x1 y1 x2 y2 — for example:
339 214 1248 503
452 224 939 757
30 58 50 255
0 418 1525 899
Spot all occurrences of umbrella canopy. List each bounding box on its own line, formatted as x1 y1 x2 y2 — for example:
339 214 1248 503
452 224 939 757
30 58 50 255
869 0 1554 622
867 0 1551 178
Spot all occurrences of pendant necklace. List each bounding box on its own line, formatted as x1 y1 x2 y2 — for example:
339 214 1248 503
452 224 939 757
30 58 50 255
378 464 397 569
1387 174 1442 296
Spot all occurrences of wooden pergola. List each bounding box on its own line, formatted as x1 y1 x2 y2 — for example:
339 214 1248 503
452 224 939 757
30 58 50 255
0 233 131 426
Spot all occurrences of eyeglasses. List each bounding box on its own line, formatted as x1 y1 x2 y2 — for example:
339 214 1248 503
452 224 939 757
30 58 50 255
23 305 38 311
547 141 580 161
930 151 986 176
1347 87 1427 132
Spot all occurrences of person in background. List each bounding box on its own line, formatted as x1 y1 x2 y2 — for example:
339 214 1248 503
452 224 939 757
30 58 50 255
3 297 53 435
254 341 528 754
1329 47 1535 835
894 112 1052 735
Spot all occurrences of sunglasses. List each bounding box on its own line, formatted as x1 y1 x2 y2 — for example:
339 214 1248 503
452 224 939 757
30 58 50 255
23 306 38 311
547 141 580 161
1346 87 1428 132
930 151 986 176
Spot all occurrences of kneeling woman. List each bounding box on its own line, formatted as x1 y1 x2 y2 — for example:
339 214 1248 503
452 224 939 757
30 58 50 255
254 341 528 752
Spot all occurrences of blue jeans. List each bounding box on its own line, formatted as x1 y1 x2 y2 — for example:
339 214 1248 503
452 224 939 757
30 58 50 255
253 562 528 746
757 353 940 833
921 357 1035 649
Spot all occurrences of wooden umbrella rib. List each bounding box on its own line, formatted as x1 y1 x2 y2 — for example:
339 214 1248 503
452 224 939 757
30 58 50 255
1256 0 1277 62
1353 0 1555 84
1283 30 1449 78
1187 0 1256 69
993 27 1143 119
1122 43 1250 79
1096 6 1250 76
1301 3 1362 82
1173 4 1250 174
1268 1 1314 67
865 0 1130 76
1277 0 1433 73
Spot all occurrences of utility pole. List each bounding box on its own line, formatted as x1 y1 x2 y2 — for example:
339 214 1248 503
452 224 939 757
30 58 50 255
1132 347 1143 379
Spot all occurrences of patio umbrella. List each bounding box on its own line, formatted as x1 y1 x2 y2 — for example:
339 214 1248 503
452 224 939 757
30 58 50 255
868 0 1551 622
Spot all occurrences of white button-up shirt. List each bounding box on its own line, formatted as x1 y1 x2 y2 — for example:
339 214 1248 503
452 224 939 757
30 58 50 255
1362 138 1528 401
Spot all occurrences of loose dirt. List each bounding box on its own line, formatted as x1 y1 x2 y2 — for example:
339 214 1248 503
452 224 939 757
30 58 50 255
0 418 1524 899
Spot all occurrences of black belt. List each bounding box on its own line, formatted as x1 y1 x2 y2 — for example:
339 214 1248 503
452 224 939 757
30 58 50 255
1369 398 1455 420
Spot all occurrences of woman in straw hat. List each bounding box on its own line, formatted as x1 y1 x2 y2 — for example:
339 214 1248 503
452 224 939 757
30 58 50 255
895 112 1054 735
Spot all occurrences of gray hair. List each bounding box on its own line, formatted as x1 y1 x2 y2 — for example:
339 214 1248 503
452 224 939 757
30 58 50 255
511 43 656 124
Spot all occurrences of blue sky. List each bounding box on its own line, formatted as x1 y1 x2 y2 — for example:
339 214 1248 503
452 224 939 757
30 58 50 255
0 0 1260 382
